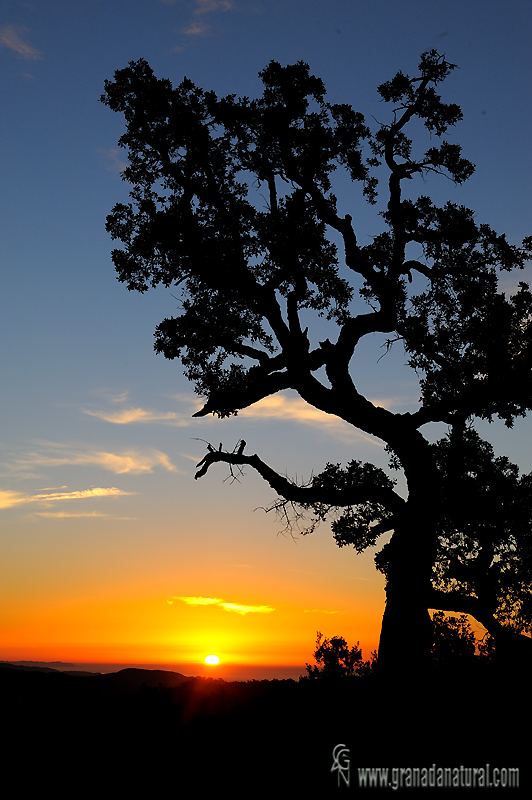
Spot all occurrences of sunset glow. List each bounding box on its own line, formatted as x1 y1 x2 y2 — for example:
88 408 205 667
1 0 528 681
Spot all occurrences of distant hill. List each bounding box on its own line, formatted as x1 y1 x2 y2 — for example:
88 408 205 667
91 667 190 692
0 662 189 693
1 660 77 669
0 661 93 675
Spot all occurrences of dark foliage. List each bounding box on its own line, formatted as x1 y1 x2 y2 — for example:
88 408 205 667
304 631 363 679
431 611 476 664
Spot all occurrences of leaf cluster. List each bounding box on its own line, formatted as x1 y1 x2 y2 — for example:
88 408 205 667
269 460 398 551
309 461 396 552
430 611 477 663
431 428 532 635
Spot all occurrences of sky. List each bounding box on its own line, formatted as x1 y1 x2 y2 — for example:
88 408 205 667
1 0 531 678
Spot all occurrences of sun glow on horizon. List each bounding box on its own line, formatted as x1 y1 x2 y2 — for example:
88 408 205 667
205 654 220 665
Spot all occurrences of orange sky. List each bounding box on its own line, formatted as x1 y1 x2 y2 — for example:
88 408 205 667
0 489 387 669
1 388 397 673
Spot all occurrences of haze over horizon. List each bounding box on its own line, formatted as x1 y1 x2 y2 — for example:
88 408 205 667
2 0 531 671
3 658 308 681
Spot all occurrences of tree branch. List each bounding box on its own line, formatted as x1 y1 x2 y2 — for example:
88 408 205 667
428 589 532 655
193 369 291 417
194 442 406 514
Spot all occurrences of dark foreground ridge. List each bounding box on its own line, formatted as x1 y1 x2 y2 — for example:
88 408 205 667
2 662 528 795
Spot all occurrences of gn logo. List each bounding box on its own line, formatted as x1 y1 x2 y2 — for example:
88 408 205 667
331 743 350 787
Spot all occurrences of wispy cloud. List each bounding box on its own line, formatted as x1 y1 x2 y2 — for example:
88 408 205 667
177 451 204 463
171 595 274 614
182 0 235 37
0 486 132 510
83 407 186 425
219 602 274 615
83 391 397 446
369 396 418 410
239 395 383 445
0 490 26 510
32 510 135 520
195 0 235 13
182 20 209 36
11 442 178 475
0 24 42 60
30 487 131 502
109 390 130 404
91 388 131 404
175 596 223 606
98 148 128 174
304 608 342 615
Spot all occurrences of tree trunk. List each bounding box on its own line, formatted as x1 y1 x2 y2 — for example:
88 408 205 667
376 522 437 680
375 440 441 681
377 575 434 681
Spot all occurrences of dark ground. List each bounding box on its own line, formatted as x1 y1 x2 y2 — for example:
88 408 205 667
1 661 528 795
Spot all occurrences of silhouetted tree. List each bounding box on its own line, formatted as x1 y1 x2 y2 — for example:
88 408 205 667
101 51 532 677
304 631 362 679
306 616 480 679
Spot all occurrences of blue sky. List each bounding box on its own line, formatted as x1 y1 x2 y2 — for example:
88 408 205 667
1 0 531 673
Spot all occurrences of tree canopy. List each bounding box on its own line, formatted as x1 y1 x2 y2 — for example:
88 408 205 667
101 51 532 675
304 631 363 679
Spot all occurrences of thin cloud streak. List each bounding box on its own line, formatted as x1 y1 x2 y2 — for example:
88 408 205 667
195 0 235 13
84 407 185 425
30 487 132 502
183 21 209 36
33 511 135 520
0 486 132 510
304 608 342 615
172 595 274 614
0 25 42 60
91 388 131 404
369 396 419 410
175 596 223 606
219 602 274 615
177 451 203 463
239 395 383 445
11 442 178 474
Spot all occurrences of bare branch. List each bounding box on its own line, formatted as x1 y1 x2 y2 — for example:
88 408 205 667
194 441 405 514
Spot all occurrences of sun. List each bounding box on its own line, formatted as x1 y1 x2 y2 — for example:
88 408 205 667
205 654 220 665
